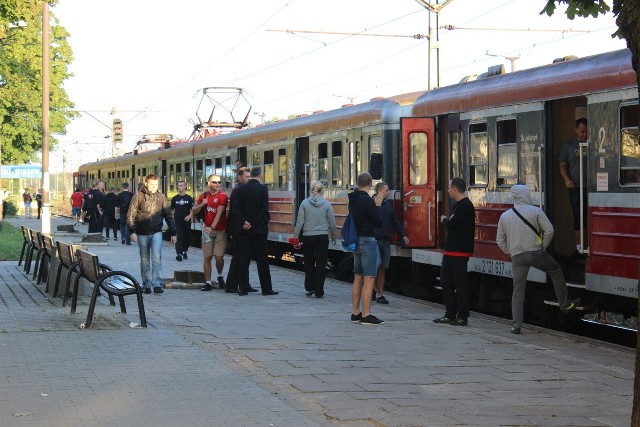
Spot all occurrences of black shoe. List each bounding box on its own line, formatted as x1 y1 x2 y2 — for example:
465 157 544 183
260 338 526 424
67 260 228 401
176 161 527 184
262 290 279 296
248 287 258 292
376 296 389 304
238 290 248 296
182 252 188 260
201 283 213 292
433 316 452 324
143 288 152 294
126 243 132 245
153 287 164 294
561 302 576 315
225 288 238 294
176 254 182 261
114 237 118 241
360 314 384 325
305 290 315 296
122 239 125 245
449 318 467 326
315 294 324 298
351 312 363 323
217 276 226 290
511 326 521 334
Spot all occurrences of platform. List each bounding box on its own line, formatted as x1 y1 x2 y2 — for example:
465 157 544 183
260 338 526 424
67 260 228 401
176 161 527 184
0 216 634 426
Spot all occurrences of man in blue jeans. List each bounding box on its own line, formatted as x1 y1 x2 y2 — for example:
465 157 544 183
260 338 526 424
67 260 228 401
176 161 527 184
349 172 384 325
127 174 177 294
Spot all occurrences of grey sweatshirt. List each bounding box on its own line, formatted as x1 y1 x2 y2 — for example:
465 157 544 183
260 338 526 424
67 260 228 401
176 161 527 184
496 185 554 257
293 195 337 240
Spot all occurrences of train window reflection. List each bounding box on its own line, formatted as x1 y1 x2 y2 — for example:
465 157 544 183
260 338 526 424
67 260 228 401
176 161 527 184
497 119 517 187
318 143 328 183
332 141 342 187
251 151 260 167
469 122 488 187
279 149 287 189
620 104 640 186
409 132 427 185
264 150 274 187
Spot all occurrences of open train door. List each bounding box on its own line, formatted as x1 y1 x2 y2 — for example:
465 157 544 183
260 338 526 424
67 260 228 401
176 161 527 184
401 117 437 248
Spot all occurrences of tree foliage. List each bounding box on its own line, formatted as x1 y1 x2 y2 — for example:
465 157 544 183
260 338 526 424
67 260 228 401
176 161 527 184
0 0 76 164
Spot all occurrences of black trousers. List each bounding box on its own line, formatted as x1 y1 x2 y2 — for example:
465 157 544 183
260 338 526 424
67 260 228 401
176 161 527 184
302 235 329 296
440 255 471 320
225 237 240 291
87 209 101 233
175 217 191 254
104 212 118 239
236 233 272 293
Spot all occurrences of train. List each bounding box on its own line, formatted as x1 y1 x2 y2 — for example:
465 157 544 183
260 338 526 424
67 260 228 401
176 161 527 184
77 48 640 326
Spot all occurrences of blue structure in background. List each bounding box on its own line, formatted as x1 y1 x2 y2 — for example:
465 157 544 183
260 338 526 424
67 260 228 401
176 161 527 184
1 165 42 179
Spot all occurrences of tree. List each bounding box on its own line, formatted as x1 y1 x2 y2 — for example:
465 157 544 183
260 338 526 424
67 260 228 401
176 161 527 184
0 0 76 165
542 2 640 425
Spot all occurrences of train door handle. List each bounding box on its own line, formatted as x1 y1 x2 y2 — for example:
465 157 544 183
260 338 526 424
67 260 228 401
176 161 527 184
428 201 433 241
404 189 415 197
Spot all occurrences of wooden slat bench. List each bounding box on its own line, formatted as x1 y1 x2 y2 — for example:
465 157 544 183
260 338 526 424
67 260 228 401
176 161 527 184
77 250 147 328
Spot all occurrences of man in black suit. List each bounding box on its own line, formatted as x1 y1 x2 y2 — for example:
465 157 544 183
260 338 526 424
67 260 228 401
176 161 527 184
233 166 278 296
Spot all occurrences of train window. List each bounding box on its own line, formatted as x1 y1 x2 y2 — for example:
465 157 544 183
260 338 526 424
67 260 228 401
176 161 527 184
195 160 203 192
225 156 233 189
278 148 287 189
318 143 328 184
369 136 382 180
184 162 191 190
169 164 175 192
409 132 428 185
620 104 640 186
264 150 274 187
142 167 147 178
497 119 518 187
450 130 463 179
251 151 260 167
355 140 362 178
469 122 488 187
332 141 342 187
214 157 223 178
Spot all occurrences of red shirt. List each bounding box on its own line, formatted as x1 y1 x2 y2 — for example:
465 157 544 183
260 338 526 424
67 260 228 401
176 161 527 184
70 192 84 208
197 191 228 231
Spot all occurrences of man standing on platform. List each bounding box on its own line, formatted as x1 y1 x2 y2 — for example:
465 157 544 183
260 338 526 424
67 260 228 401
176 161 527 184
70 187 84 225
116 182 133 245
433 177 475 326
171 181 194 262
127 174 176 294
85 181 105 234
192 175 228 291
234 166 278 296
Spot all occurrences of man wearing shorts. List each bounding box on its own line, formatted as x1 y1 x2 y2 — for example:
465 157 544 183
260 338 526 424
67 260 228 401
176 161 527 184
70 187 84 225
192 174 228 291
349 172 384 325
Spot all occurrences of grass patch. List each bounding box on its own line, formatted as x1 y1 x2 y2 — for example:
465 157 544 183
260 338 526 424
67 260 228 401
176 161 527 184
0 221 23 260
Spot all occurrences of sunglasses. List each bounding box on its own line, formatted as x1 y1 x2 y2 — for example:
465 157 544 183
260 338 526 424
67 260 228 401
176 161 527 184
209 180 221 184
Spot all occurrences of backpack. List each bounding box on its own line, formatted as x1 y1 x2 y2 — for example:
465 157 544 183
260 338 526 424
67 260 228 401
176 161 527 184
340 210 358 252
119 191 134 214
196 192 209 223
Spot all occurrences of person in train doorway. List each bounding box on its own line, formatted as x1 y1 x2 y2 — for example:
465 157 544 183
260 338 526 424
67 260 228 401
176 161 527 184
233 166 279 296
496 184 577 335
192 175 228 291
293 180 337 299
171 181 194 262
372 182 409 305
349 172 384 325
559 117 588 258
433 177 475 327
116 182 133 245
85 181 105 234
127 174 177 294
35 189 42 220
224 167 257 293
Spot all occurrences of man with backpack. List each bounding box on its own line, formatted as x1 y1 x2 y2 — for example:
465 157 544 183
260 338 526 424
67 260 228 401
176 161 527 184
496 184 576 334
348 172 384 325
192 174 228 291
116 182 133 245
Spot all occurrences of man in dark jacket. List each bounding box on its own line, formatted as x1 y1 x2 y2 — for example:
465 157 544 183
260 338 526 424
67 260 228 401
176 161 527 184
433 177 475 326
349 172 384 325
127 174 177 294
102 188 119 241
233 166 278 296
116 182 133 245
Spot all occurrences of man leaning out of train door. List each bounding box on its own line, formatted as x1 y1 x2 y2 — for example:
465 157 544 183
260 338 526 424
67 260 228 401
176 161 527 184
496 184 577 335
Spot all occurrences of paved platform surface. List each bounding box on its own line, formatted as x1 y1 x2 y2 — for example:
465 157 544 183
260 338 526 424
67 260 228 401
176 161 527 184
0 216 634 426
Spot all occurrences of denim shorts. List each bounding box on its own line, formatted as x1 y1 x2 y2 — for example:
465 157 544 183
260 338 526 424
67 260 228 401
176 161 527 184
353 237 380 277
376 238 391 270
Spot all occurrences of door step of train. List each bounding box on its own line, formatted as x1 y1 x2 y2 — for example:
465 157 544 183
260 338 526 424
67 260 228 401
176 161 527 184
543 300 592 312
566 282 586 289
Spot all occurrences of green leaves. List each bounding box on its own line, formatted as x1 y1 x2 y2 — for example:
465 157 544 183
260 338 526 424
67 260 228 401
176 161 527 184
0 0 75 164
541 0 612 19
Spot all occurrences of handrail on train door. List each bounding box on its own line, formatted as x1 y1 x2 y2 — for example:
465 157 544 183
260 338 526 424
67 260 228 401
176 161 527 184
537 144 544 210
578 141 589 255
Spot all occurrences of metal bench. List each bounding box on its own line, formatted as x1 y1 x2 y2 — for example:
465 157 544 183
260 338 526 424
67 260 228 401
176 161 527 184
29 230 45 278
38 234 56 287
18 225 33 267
77 250 147 328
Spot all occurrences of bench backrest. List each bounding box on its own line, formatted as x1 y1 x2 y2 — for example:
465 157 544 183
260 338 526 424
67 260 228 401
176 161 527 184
56 241 75 268
77 250 101 284
30 230 42 250
41 234 56 257
22 226 33 245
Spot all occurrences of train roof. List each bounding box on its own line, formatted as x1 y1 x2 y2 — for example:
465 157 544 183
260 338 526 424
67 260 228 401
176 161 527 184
412 49 638 117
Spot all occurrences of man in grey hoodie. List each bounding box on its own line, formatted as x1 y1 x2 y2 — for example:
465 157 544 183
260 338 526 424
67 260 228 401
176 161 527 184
293 181 337 298
496 185 576 334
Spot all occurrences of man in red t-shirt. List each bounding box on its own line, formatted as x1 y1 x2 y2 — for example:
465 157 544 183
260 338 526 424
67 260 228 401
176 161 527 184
192 174 228 291
70 187 84 225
